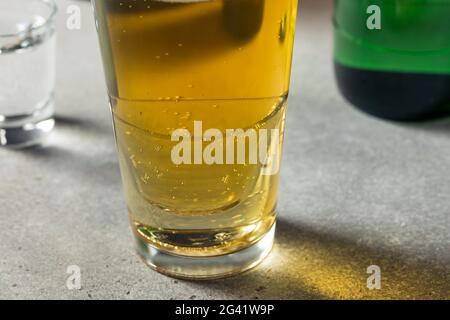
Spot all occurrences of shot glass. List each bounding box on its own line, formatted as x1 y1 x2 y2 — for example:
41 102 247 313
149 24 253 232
93 0 298 279
0 0 57 148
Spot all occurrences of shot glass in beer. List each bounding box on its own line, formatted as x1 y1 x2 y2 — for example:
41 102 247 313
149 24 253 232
92 0 298 279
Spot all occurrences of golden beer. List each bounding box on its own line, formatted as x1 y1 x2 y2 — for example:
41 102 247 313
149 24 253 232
93 0 298 278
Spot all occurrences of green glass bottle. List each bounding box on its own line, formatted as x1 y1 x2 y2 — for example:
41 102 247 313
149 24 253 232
334 0 450 120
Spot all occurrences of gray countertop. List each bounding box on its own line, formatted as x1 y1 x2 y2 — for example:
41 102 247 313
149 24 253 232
0 0 449 299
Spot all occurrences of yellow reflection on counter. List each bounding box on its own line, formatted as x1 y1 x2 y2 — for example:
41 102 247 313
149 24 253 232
260 220 449 299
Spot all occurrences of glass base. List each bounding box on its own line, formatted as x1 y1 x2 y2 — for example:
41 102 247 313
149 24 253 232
135 223 275 280
0 98 54 148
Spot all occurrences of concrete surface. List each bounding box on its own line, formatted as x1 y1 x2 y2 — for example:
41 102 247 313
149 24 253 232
0 0 449 299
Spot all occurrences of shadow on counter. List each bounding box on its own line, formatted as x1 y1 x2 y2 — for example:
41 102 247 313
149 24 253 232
187 217 449 300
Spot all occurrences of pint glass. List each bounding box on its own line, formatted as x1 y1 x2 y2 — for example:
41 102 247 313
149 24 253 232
93 0 298 279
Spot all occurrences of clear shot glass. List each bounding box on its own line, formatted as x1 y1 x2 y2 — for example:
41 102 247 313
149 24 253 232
0 0 57 148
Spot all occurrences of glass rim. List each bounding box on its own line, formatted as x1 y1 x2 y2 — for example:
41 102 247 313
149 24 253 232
0 0 58 39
